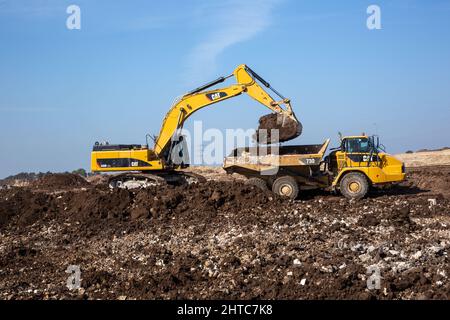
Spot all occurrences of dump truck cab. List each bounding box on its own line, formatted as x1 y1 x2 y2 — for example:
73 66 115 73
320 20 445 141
224 134 406 200
327 135 405 199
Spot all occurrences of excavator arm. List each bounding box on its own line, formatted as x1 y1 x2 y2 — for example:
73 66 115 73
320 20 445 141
154 64 298 157
90 64 300 177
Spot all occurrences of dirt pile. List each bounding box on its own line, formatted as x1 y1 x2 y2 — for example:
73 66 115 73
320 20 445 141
0 166 449 300
0 181 281 230
255 113 302 143
0 172 44 186
31 173 90 190
129 181 281 221
0 189 57 229
402 167 450 196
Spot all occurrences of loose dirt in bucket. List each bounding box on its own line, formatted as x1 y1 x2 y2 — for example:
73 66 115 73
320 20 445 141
255 113 302 143
0 167 449 299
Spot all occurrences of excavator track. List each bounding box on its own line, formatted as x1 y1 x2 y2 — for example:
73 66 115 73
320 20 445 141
108 171 206 189
177 171 207 184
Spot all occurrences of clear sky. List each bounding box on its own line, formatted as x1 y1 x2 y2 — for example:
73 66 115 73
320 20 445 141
1 0 449 177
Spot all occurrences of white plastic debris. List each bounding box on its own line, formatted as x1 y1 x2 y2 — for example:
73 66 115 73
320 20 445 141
428 198 437 207
389 250 399 256
293 259 302 266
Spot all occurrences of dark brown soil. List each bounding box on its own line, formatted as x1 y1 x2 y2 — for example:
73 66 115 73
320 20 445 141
255 113 302 143
0 167 449 300
402 166 450 196
31 173 89 190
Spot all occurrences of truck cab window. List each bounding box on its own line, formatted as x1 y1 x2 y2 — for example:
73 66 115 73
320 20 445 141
345 138 370 153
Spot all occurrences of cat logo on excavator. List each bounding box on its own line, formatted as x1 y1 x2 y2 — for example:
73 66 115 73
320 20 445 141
206 92 228 101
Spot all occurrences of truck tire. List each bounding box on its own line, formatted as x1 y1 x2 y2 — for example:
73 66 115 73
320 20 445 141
340 172 369 200
246 177 268 191
272 176 299 199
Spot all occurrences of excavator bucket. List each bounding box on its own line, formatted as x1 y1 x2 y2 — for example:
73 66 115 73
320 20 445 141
255 113 302 143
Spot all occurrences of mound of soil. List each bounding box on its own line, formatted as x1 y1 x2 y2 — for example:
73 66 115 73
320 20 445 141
255 113 302 143
0 172 45 186
129 181 281 221
65 188 133 222
0 166 449 300
0 189 57 228
0 181 281 230
32 173 90 190
404 167 450 195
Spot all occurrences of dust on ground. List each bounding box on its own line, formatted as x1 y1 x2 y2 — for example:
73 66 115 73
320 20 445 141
0 167 449 300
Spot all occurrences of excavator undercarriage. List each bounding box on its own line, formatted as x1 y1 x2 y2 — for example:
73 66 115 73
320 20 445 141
107 171 206 189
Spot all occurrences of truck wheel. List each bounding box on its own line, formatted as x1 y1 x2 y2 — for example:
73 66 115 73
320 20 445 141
340 172 369 200
272 176 299 199
246 177 268 191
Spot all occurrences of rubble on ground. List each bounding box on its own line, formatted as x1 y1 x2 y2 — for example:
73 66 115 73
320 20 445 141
0 167 449 299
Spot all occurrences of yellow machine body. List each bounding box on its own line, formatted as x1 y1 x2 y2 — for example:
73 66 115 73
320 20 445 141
223 135 405 194
330 135 405 187
91 64 298 173
91 146 163 172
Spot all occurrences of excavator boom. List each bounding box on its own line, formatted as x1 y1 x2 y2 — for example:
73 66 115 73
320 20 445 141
154 64 298 157
90 64 300 175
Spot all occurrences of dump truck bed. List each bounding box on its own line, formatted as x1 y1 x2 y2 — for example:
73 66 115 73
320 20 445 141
223 139 330 176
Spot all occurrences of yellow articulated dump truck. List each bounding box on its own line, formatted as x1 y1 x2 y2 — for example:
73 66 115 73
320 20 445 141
223 135 406 200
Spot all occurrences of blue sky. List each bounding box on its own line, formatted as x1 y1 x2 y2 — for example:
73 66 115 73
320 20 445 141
0 0 449 177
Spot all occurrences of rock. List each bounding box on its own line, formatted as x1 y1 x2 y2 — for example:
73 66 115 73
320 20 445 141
411 251 422 260
359 253 371 263
430 246 444 254
392 262 410 273
437 269 447 278
321 266 333 273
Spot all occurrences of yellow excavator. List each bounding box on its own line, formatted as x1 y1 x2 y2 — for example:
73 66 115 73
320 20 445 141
91 64 301 188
